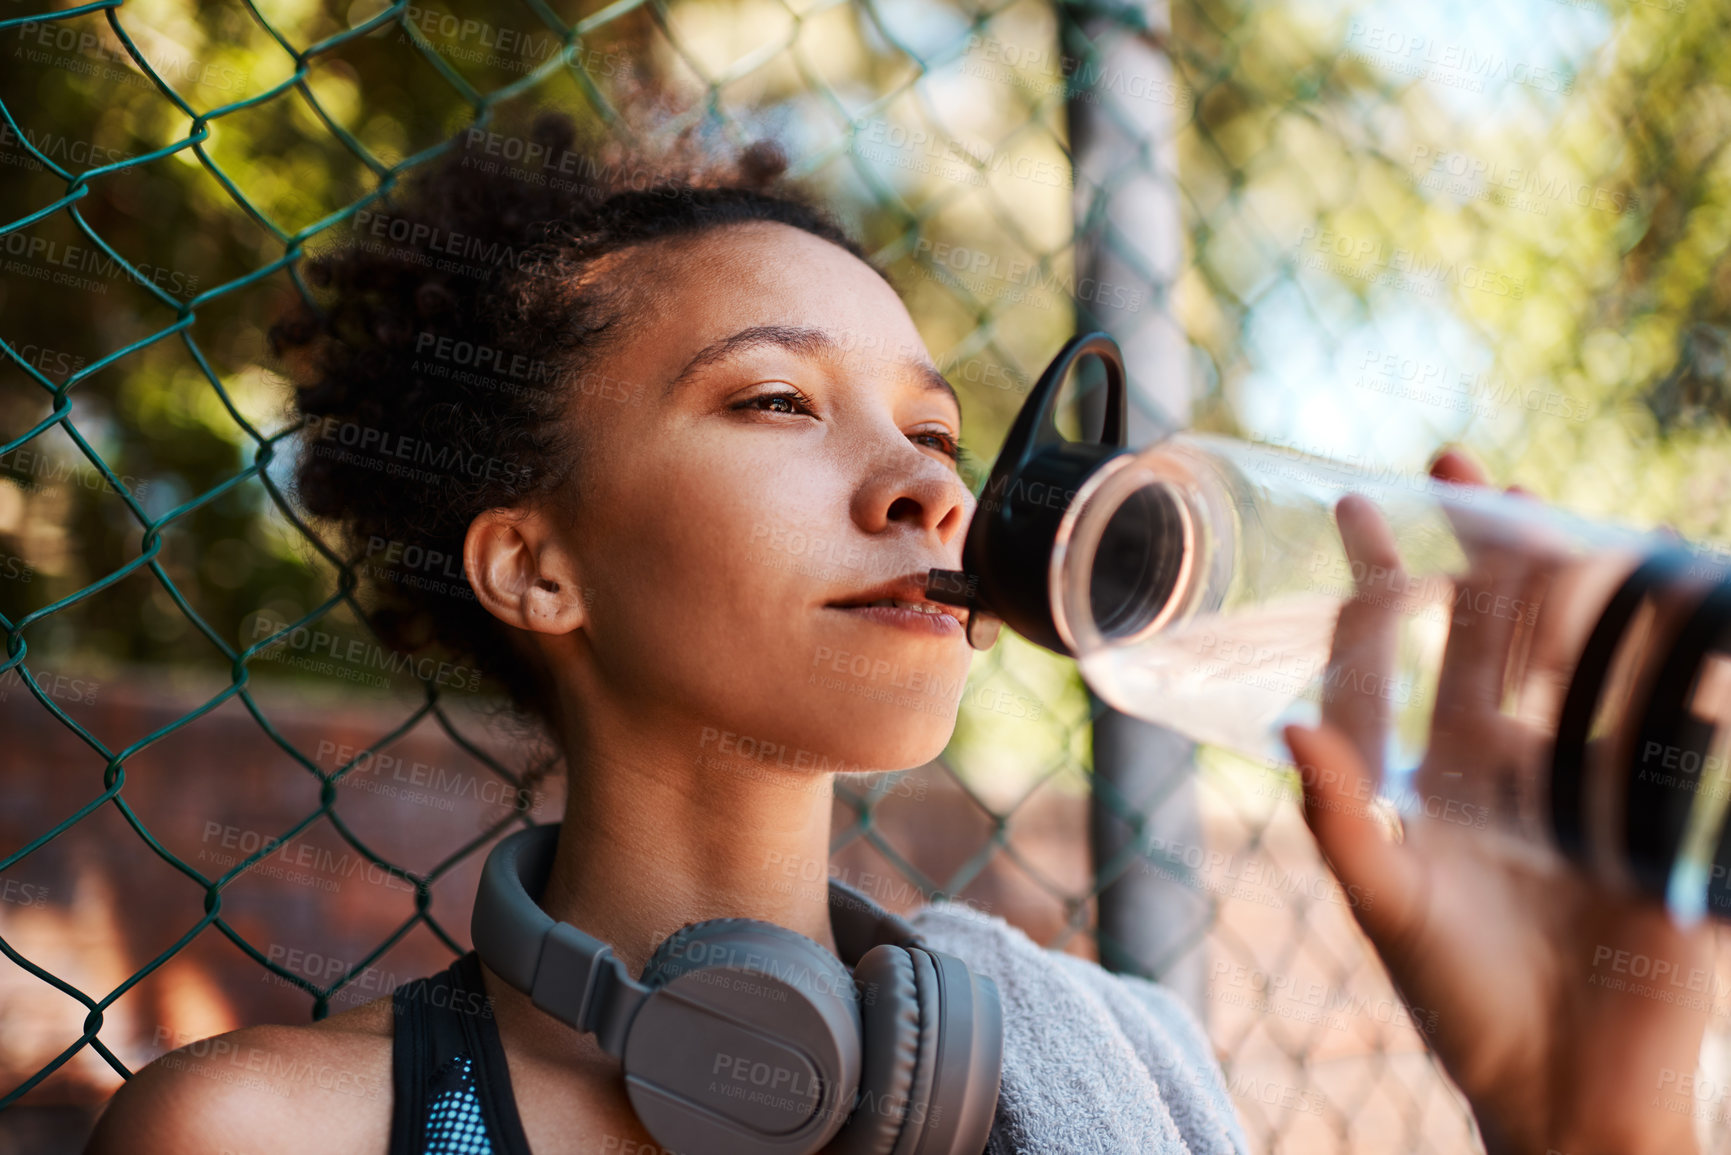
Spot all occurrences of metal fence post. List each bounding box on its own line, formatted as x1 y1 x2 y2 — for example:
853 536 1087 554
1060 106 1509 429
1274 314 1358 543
1063 0 1211 1018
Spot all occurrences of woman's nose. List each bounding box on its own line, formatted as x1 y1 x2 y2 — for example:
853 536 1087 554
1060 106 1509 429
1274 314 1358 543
852 450 973 547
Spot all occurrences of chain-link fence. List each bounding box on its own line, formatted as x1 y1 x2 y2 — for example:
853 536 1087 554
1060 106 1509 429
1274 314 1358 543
4 0 1730 1151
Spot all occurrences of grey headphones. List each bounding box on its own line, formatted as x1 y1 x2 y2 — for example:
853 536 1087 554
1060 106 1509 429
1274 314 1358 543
471 823 1005 1155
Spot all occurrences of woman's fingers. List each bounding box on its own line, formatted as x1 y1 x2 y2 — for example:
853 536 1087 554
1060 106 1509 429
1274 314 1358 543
1429 446 1488 486
1424 447 1553 737
1325 496 1406 776
1286 721 1423 948
1336 493 1403 573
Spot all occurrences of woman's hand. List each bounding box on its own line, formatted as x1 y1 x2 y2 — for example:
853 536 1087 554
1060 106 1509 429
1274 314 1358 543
1285 449 1714 1155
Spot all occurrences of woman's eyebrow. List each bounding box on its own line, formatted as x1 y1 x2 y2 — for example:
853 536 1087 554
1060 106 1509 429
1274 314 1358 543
664 325 833 397
912 362 962 418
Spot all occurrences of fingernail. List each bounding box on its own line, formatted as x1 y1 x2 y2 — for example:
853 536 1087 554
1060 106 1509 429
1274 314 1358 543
1369 797 1405 844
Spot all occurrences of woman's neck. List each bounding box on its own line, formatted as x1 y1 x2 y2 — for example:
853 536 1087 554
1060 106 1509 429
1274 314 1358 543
477 689 850 1084
535 708 840 980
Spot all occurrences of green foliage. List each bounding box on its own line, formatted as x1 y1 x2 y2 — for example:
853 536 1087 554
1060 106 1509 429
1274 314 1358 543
1168 0 1731 543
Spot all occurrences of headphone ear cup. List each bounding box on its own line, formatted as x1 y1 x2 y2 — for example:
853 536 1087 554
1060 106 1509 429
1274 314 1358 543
638 919 719 988
638 917 855 994
838 946 1004 1155
901 950 1003 1155
622 919 866 1155
889 950 943 1155
824 945 923 1155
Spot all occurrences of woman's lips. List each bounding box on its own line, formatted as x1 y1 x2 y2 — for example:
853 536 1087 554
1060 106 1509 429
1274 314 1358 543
826 604 964 636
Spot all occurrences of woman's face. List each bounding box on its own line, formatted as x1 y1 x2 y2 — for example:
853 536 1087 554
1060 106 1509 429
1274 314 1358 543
548 220 978 774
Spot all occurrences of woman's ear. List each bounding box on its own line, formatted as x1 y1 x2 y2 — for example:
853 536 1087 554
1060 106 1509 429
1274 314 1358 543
465 507 587 636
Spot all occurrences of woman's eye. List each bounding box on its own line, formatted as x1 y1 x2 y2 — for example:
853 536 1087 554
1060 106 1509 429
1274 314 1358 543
912 430 962 461
735 389 814 415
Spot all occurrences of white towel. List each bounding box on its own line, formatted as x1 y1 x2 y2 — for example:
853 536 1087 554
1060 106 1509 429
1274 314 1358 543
909 900 1250 1155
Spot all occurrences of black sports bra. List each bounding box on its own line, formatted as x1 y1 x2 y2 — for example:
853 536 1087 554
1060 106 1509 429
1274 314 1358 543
389 951 531 1155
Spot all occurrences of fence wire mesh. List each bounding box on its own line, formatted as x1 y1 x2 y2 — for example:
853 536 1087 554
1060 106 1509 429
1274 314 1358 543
2 0 1730 1151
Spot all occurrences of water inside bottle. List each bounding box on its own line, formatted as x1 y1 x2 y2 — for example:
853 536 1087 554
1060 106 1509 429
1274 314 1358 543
1078 586 1455 808
1066 442 1535 823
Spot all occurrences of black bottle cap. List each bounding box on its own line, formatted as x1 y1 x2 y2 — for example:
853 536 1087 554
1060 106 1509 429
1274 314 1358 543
924 332 1132 656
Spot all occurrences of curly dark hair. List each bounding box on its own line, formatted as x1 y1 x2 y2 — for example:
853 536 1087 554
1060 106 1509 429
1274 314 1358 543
269 108 875 726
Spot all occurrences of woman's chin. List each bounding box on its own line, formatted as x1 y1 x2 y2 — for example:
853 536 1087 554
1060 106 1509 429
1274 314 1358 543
834 709 959 773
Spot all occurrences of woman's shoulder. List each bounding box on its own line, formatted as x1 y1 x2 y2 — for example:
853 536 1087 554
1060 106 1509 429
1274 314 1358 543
84 994 397 1155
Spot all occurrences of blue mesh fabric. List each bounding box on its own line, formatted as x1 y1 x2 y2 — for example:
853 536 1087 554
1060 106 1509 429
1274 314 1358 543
424 1054 495 1155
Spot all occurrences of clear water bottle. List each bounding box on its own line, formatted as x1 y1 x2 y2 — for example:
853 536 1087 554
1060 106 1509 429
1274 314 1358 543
930 334 1731 921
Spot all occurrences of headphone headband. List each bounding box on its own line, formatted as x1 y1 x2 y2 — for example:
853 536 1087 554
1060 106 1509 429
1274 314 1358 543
471 823 927 1054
